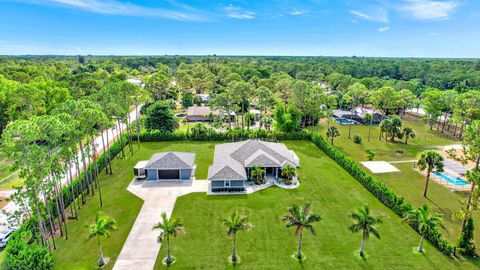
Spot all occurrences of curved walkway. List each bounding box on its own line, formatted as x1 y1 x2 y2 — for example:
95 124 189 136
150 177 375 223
113 180 208 270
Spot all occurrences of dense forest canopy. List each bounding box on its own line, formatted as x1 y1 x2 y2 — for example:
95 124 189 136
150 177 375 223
1 55 479 136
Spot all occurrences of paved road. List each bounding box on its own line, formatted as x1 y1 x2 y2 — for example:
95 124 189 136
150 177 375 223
113 180 209 270
0 108 140 230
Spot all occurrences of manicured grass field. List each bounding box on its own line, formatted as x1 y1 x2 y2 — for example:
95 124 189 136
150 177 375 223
307 118 456 162
154 141 479 269
52 142 215 269
308 120 478 245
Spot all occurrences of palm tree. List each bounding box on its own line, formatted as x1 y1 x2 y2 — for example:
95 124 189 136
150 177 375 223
417 151 444 197
86 212 117 267
250 165 266 185
364 113 373 142
222 212 253 264
402 127 416 144
281 164 297 184
349 205 382 257
282 203 322 260
403 204 446 253
326 126 340 145
152 212 185 265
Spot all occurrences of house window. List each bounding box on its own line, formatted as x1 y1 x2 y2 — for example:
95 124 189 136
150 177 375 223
225 181 230 187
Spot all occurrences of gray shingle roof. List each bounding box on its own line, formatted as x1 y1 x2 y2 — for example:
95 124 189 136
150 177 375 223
145 152 195 170
208 140 299 181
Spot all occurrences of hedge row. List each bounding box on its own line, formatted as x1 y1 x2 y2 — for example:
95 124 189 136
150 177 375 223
136 129 311 142
309 133 454 255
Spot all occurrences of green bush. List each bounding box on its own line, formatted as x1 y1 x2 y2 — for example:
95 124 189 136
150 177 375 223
5 224 54 270
353 135 362 144
366 150 376 161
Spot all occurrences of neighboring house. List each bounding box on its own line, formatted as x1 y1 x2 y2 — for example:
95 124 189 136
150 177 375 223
208 140 300 192
333 109 363 123
249 109 261 121
333 107 385 124
198 93 211 103
126 78 144 88
354 107 385 124
134 152 196 180
187 106 213 122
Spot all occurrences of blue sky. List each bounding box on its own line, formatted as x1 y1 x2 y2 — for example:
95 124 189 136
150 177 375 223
0 0 479 57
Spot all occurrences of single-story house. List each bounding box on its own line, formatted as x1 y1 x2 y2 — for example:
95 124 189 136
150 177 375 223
134 152 196 181
333 109 363 123
249 109 261 121
333 107 385 124
208 140 300 192
187 106 214 122
354 107 385 124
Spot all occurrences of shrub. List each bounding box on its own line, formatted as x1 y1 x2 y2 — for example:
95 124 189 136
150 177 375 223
5 225 54 270
353 135 362 144
366 150 376 161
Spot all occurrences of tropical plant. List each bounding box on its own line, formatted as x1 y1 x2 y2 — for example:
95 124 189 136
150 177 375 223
281 164 297 184
222 212 253 264
365 150 375 161
364 113 373 141
326 126 340 145
416 151 444 197
250 165 266 185
403 204 446 253
282 203 321 260
402 127 416 144
86 212 117 267
152 212 185 265
349 205 382 257
353 135 362 144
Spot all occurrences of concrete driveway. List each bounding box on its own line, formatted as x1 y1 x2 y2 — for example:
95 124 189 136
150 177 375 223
113 180 208 270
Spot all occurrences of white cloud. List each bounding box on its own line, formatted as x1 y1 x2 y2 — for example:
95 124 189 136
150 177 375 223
399 0 459 20
290 10 306 16
350 7 389 23
378 26 390 32
11 0 204 21
224 5 256 19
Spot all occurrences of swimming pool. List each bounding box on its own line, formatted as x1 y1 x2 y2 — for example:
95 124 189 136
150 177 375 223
432 171 470 186
335 118 357 125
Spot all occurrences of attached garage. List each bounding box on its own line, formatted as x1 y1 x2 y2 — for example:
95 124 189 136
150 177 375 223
158 170 180 180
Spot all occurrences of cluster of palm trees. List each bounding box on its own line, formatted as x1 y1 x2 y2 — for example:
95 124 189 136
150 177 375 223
145 202 444 266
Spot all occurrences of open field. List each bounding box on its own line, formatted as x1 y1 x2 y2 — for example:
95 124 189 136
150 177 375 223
0 154 21 192
307 118 456 162
308 120 478 244
51 142 215 269
154 141 479 269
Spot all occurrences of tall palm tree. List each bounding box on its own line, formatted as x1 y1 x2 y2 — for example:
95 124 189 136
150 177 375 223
402 127 416 144
153 212 185 265
403 204 446 253
250 165 266 185
364 113 373 142
349 205 382 257
417 151 444 197
281 164 297 184
222 212 253 264
86 212 117 267
326 126 340 145
282 203 322 260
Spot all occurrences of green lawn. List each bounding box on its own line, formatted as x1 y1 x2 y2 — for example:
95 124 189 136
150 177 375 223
0 154 21 192
307 119 456 162
154 141 479 269
52 142 215 269
308 119 478 245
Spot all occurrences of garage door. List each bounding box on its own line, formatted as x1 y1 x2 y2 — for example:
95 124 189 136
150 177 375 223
158 170 180 179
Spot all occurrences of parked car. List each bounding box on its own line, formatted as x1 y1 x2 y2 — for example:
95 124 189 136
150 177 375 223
0 228 17 248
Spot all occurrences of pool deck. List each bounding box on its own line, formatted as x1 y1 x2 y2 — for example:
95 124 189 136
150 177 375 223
416 168 471 192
